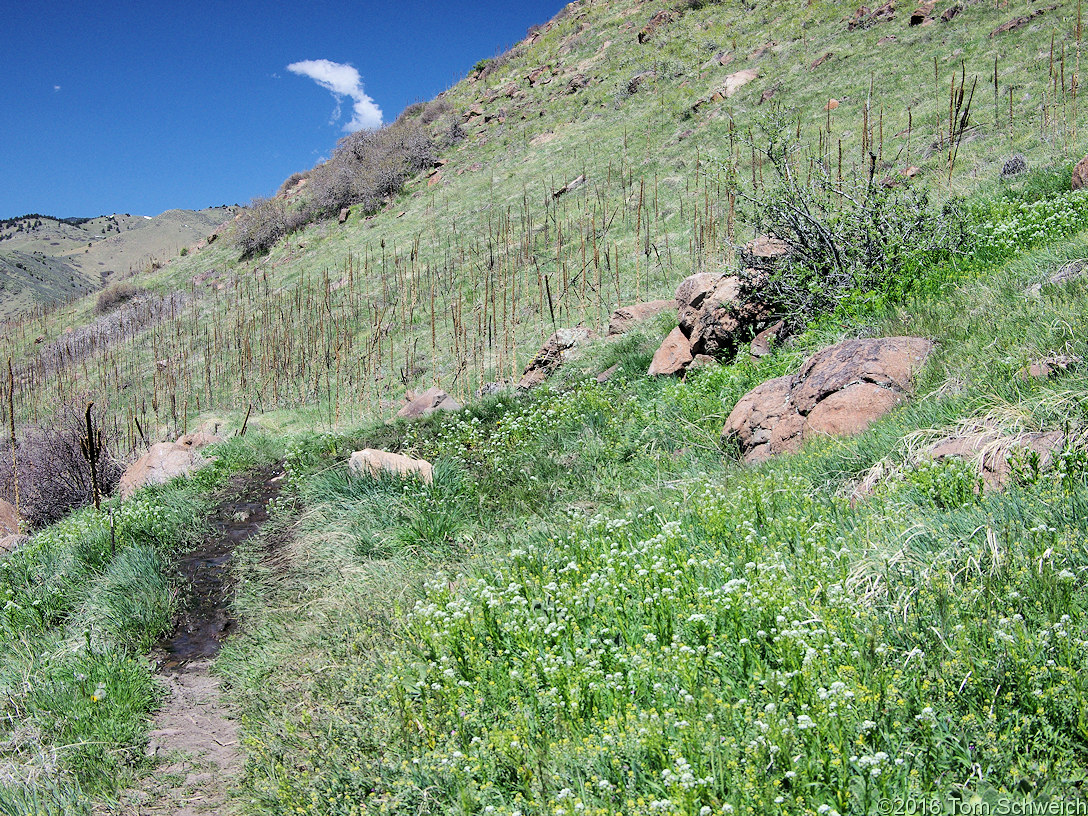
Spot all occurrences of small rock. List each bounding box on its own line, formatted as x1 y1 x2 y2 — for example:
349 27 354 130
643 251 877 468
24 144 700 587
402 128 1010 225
941 3 962 22
553 174 587 199
476 381 511 397
648 327 694 376
1001 155 1027 178
1049 259 1088 285
750 320 785 358
519 328 596 388
0 498 20 537
348 449 433 484
1 534 29 556
1073 156 1088 190
686 354 718 375
910 1 936 25
741 235 791 269
627 71 656 95
596 363 620 384
1018 354 1078 380
638 9 677 43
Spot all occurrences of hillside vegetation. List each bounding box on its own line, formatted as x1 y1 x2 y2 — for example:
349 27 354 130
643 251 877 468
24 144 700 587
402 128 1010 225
0 207 238 319
2 1 1088 815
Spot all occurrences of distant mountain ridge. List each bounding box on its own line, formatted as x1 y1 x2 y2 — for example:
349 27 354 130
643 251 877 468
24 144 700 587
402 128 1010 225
0 205 239 318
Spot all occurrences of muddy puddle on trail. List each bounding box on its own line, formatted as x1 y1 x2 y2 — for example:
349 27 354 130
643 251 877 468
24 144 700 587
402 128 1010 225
155 464 282 670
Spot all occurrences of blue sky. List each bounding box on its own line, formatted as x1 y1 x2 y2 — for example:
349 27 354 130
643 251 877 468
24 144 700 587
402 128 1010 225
0 1 566 219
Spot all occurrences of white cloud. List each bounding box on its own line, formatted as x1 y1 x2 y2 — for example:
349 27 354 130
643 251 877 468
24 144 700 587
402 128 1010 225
53 85 60 92
287 59 382 131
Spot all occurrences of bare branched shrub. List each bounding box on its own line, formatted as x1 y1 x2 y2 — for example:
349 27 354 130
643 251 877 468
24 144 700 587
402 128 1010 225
236 197 287 258
740 112 965 322
94 282 141 315
305 119 437 219
0 403 124 529
420 98 452 125
277 171 308 196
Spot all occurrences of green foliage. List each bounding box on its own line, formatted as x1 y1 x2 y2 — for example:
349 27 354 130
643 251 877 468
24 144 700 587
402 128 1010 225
746 123 966 324
903 457 982 510
0 435 274 810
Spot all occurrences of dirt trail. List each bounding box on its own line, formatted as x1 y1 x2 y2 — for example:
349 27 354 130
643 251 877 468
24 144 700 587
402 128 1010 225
108 466 281 816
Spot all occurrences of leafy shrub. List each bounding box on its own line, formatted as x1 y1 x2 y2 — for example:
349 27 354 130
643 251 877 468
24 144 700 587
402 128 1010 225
904 457 981 510
746 126 965 323
93 282 140 315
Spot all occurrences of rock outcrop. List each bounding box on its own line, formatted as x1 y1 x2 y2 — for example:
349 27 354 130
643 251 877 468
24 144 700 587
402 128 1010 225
1073 156 1088 191
723 337 933 462
925 429 1065 491
349 449 433 484
119 433 221 499
519 328 596 389
397 387 462 419
648 236 788 376
607 300 674 336
648 327 694 376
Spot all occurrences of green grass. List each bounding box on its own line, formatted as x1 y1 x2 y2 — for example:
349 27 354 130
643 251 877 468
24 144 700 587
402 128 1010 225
213 173 1088 814
4 1 1088 812
0 433 280 814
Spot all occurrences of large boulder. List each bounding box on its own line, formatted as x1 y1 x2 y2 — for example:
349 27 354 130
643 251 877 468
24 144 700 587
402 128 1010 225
608 300 674 336
397 387 461 419
723 337 933 462
348 449 433 484
721 375 803 463
648 327 694 376
518 328 596 389
0 498 20 536
119 440 212 499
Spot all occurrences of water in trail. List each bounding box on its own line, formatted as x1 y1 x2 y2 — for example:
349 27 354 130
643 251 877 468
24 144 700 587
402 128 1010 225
106 465 281 816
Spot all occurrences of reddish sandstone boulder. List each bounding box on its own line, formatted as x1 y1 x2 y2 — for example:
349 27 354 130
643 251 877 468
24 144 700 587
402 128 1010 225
648 327 694 376
722 375 803 462
518 328 596 389
397 387 462 419
1073 156 1088 191
723 337 933 462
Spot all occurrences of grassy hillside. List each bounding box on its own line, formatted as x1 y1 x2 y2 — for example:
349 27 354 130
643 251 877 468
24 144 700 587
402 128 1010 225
3 1 1088 814
0 207 237 319
2 0 1086 434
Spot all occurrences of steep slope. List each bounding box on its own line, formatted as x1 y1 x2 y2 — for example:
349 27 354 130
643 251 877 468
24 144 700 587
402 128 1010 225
4 0 1084 436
